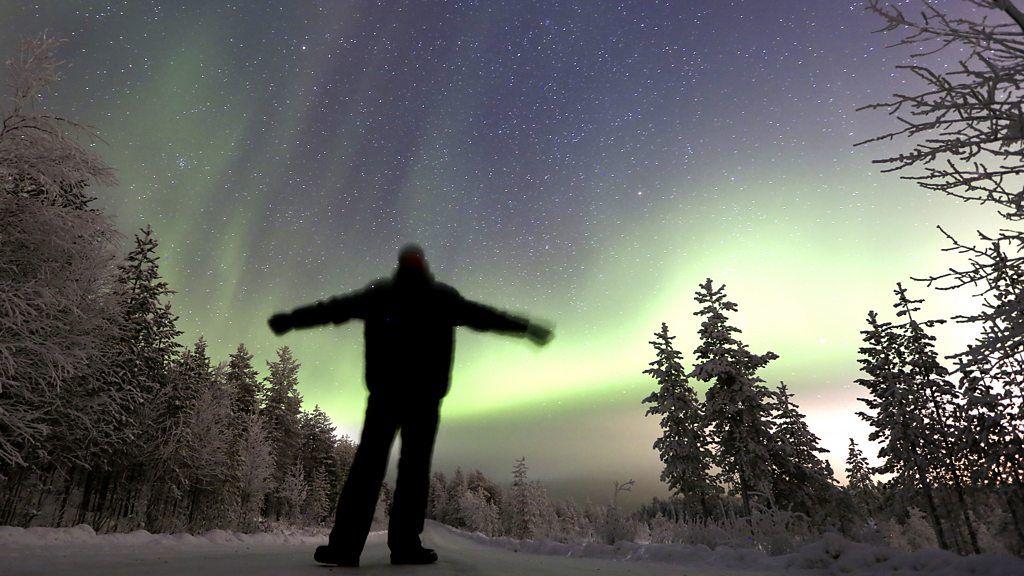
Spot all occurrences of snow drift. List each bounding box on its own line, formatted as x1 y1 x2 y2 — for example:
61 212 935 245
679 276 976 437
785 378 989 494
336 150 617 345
433 522 1024 576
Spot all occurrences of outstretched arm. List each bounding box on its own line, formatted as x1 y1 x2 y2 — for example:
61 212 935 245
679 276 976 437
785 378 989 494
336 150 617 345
268 287 372 335
452 292 553 346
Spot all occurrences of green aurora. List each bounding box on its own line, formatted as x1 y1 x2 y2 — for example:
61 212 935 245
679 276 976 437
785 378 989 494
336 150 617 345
0 1 1003 505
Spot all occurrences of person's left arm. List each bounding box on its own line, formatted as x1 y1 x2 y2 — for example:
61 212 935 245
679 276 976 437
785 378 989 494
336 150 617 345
448 288 553 345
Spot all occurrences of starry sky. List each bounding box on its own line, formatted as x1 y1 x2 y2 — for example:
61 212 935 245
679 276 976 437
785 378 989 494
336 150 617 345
0 0 1005 507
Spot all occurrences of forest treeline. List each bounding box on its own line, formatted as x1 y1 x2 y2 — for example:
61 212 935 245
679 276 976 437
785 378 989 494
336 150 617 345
638 280 1023 557
0 36 357 533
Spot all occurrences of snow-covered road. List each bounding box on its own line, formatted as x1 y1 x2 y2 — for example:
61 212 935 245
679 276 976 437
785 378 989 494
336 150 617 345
2 521 769 576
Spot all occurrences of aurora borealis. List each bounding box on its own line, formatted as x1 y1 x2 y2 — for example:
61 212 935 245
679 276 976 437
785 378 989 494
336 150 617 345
0 1 1006 506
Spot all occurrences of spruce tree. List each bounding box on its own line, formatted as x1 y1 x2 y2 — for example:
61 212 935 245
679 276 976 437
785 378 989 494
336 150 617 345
304 467 330 526
845 438 879 517
766 381 836 517
261 346 304 519
299 405 341 516
856 308 951 550
689 279 778 516
117 225 182 394
508 457 540 539
225 343 260 419
892 284 979 553
235 410 274 531
955 257 1024 546
642 322 718 516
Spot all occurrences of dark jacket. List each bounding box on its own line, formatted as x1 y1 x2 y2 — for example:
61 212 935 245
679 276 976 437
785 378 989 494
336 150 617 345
280 267 532 398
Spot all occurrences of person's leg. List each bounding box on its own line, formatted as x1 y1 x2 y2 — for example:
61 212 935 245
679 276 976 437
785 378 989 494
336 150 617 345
387 395 441 552
328 394 398 556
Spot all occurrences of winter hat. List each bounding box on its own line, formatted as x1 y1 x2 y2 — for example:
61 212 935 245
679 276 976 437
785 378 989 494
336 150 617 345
398 243 427 270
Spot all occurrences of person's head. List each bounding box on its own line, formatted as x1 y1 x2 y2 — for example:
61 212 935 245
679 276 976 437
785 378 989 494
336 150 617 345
397 243 428 271
395 243 432 284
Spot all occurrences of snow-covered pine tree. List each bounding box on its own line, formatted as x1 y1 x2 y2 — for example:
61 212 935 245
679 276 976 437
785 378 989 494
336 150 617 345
765 381 836 518
642 322 719 517
182 357 235 531
116 226 183 467
261 346 304 520
0 34 116 210
856 308 951 551
226 343 260 419
845 438 880 517
689 279 778 516
0 34 125 476
235 410 274 531
221 343 262 525
443 468 468 526
859 2 1024 552
892 284 979 554
467 469 503 511
278 461 308 525
507 457 542 539
860 0 1024 400
299 406 341 518
304 467 330 526
458 487 502 536
70 226 181 532
955 256 1024 547
427 471 449 522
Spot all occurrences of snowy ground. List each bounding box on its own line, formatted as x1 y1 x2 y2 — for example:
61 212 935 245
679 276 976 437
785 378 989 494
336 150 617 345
2 520 1022 576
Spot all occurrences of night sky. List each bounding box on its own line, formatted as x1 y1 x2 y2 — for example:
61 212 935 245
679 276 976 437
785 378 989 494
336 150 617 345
0 1 1004 506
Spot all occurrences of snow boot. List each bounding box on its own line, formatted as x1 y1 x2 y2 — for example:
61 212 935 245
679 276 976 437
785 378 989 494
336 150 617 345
314 545 359 567
390 546 438 565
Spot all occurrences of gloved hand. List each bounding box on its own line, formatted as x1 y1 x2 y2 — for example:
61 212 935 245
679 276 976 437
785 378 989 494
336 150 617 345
268 313 293 336
525 322 554 346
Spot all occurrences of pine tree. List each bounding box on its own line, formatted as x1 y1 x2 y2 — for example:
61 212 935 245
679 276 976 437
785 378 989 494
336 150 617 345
225 343 260 419
0 34 116 210
443 468 468 526
234 410 274 531
299 406 338 478
299 406 341 518
182 358 234 530
766 381 836 517
856 307 951 551
0 35 125 474
642 322 718 516
117 226 183 464
845 438 879 517
261 347 303 519
428 472 449 522
305 467 330 526
892 284 979 553
508 457 541 539
689 279 778 516
278 461 308 525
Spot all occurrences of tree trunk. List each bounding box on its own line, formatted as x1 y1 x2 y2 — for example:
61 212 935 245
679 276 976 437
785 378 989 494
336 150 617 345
699 493 712 520
55 468 75 527
1008 478 1024 548
76 470 95 526
927 395 980 554
909 438 951 551
950 472 980 554
737 473 752 517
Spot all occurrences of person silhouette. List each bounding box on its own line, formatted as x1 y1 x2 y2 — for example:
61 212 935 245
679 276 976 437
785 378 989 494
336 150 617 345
267 244 553 567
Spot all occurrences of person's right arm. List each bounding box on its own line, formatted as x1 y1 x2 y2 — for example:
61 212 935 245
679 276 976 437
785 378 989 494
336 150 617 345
268 285 374 335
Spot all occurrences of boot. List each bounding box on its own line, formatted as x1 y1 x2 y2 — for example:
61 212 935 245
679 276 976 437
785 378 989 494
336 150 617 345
314 545 360 567
390 545 438 565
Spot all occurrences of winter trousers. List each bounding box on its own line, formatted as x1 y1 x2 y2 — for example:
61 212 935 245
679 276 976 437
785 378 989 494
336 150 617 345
328 390 442 556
